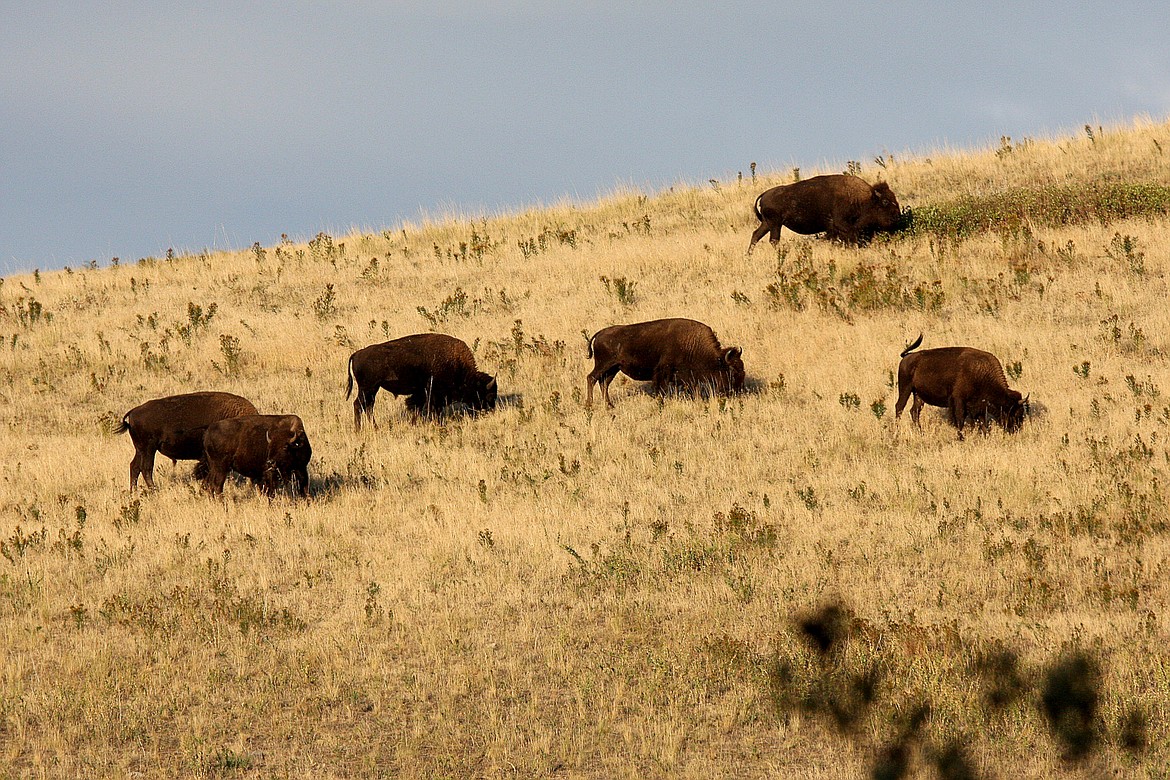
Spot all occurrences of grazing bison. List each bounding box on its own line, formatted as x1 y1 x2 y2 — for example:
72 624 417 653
115 391 259 491
203 414 311 498
748 174 902 253
346 333 497 430
586 318 744 408
894 334 1028 438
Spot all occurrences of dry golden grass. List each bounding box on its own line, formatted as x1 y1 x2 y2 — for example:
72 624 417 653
2 117 1169 777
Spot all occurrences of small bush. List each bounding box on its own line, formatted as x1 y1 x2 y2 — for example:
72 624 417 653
214 334 243 375
417 287 473 327
600 276 638 307
3 297 53 329
764 251 944 320
309 232 343 262
1106 233 1145 276
312 284 337 320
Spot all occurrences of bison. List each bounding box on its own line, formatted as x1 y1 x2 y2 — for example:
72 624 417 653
115 391 259 491
202 414 311 498
894 334 1028 438
346 333 497 430
747 174 902 253
586 318 744 407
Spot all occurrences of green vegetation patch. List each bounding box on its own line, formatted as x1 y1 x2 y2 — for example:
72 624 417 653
906 180 1170 238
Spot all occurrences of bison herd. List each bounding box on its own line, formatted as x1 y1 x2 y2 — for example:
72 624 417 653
116 174 1031 498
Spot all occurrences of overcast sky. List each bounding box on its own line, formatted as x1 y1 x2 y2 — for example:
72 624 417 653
2 2 1168 275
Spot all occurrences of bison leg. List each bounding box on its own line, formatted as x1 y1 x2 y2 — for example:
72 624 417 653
951 397 967 440
204 462 229 497
405 391 436 417
294 467 310 499
354 387 378 432
747 222 773 254
651 364 677 397
894 384 913 423
977 408 993 435
129 450 143 492
585 370 600 407
586 364 620 408
404 379 439 417
909 395 925 428
135 447 158 490
836 226 860 245
650 367 665 396
595 366 621 408
422 377 438 416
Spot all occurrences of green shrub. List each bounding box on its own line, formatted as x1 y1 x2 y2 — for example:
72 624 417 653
905 181 1170 239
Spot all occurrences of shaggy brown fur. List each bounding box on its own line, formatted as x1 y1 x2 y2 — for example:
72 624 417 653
115 391 259 491
202 414 311 498
586 318 744 408
894 335 1027 438
346 333 497 430
748 174 902 252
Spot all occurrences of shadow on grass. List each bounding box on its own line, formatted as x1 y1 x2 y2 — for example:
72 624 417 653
602 375 773 404
706 600 1150 778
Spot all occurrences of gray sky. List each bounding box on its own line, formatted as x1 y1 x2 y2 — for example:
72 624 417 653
2 2 1168 274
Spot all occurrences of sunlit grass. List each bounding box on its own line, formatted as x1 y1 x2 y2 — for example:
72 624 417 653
1 116 1168 777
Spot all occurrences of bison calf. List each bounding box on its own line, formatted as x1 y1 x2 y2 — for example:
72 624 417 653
895 335 1028 438
203 414 311 498
346 333 497 430
748 173 902 253
586 318 744 408
115 391 259 491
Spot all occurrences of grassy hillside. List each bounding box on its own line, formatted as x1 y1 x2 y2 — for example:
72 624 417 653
2 118 1169 778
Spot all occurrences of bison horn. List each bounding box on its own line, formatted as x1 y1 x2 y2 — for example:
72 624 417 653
486 377 497 390
725 347 742 363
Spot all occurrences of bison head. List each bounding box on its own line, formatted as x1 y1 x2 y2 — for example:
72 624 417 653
1000 392 1028 434
463 371 498 412
719 346 745 394
865 182 903 233
264 419 312 494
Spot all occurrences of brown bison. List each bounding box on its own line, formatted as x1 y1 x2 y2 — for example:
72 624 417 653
586 318 744 407
894 335 1028 438
115 391 259 491
203 414 311 498
748 173 902 252
346 333 497 430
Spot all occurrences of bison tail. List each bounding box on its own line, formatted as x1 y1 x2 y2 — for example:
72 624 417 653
753 193 764 221
900 333 924 358
113 414 130 435
586 332 597 360
345 356 355 400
